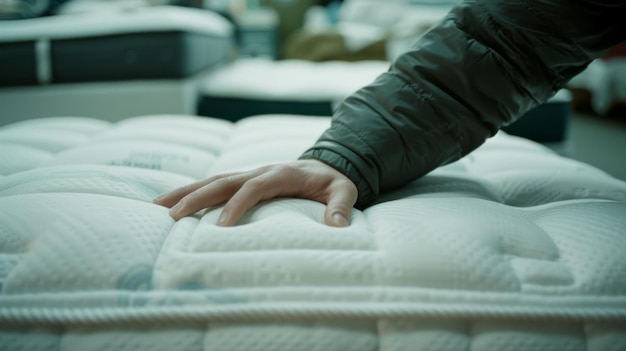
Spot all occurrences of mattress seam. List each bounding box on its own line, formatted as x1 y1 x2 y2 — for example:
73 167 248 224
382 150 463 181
2 302 626 326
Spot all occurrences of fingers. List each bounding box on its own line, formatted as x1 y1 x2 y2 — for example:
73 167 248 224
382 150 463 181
217 173 285 226
165 173 252 220
152 181 205 208
153 173 238 208
153 160 359 227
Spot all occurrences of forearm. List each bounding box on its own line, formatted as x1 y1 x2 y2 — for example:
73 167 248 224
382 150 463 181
301 0 626 209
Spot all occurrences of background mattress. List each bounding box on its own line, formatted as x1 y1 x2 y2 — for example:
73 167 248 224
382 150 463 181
197 59 572 147
0 114 625 350
0 6 234 86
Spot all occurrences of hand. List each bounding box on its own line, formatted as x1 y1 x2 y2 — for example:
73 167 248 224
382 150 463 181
153 159 358 227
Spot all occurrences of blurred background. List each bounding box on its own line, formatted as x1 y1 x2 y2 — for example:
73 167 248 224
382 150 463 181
1 0 625 179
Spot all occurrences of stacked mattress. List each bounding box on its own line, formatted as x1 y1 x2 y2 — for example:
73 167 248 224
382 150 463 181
0 5 234 86
0 114 625 350
197 59 392 121
0 5 235 124
198 59 572 147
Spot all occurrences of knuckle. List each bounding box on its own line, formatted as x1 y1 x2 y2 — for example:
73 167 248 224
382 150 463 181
277 162 303 175
213 175 238 188
243 177 267 190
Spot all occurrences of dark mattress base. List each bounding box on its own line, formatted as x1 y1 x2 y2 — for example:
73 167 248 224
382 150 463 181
0 31 232 87
198 96 333 123
197 96 570 143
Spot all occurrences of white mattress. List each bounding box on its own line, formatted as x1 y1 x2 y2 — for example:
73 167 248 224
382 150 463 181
200 59 391 102
0 5 234 90
0 5 232 42
0 114 625 350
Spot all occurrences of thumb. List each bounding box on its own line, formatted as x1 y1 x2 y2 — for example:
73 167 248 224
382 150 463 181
327 210 350 227
323 181 357 227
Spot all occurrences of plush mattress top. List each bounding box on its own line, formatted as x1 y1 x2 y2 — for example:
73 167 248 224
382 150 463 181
0 114 625 349
200 59 391 102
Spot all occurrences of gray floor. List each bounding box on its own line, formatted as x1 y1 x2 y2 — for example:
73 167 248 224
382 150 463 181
567 110 626 181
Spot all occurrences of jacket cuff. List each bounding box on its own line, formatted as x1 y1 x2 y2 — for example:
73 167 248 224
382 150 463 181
299 143 376 210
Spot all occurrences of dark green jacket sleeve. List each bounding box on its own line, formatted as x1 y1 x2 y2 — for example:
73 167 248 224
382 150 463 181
299 0 626 209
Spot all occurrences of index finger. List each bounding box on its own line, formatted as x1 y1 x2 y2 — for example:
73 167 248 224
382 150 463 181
153 172 239 208
216 172 289 226
166 173 253 220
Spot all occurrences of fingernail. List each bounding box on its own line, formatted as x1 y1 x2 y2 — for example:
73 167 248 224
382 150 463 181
153 194 166 203
332 213 349 227
217 210 229 226
169 201 185 217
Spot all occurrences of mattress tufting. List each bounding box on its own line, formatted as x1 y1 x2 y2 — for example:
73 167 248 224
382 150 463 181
0 114 625 350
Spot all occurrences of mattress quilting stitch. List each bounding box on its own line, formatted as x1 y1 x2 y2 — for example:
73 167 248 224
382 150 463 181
0 114 625 349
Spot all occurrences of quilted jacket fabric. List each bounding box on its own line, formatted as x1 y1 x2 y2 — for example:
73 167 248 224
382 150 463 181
300 0 626 208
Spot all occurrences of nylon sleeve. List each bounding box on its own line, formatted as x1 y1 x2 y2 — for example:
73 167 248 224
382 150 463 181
300 0 626 209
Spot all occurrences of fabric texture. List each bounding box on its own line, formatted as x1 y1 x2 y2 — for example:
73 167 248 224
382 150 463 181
0 114 625 350
300 0 626 208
